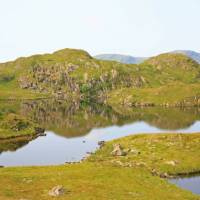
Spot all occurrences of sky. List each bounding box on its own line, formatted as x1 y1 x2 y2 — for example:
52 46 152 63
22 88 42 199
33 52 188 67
0 0 200 62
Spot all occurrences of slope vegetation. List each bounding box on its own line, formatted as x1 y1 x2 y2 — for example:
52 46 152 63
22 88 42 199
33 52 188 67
0 133 200 200
0 49 142 100
0 49 200 107
107 53 200 107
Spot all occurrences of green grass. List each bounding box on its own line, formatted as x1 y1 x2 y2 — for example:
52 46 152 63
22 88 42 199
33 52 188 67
1 49 200 199
107 82 200 107
0 56 49 100
0 163 199 200
0 133 200 200
0 86 49 100
0 48 139 100
89 133 200 176
0 113 42 139
0 49 200 102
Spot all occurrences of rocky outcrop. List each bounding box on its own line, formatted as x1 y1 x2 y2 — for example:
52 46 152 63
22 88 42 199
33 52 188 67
111 144 126 156
48 185 66 197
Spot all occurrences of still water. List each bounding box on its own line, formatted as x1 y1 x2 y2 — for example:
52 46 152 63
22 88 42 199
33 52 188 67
169 176 200 195
0 121 200 166
0 100 199 166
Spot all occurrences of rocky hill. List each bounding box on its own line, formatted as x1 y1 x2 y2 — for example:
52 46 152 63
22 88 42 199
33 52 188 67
107 53 200 107
0 49 200 107
0 49 143 101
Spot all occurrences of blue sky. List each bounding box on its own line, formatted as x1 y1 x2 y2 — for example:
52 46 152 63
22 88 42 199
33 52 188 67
0 0 199 62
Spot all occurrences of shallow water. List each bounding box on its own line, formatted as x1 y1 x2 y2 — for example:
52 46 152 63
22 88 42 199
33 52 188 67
169 176 200 195
0 100 200 166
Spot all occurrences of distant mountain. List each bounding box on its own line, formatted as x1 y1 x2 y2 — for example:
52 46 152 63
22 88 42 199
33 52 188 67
95 50 200 64
94 54 147 64
172 50 200 64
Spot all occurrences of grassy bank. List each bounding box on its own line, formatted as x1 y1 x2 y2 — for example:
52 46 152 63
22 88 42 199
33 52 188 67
89 133 200 176
0 113 44 139
0 133 200 200
107 82 200 107
0 85 49 100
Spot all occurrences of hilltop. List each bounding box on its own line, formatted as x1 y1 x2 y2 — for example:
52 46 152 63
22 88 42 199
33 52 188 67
172 50 200 64
0 48 200 107
0 48 140 100
107 53 200 108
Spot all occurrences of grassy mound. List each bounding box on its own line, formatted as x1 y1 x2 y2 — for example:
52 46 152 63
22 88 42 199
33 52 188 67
143 53 199 70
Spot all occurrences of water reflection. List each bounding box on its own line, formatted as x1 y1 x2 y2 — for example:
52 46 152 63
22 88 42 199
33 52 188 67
0 100 200 166
0 137 32 154
19 100 200 137
169 175 200 195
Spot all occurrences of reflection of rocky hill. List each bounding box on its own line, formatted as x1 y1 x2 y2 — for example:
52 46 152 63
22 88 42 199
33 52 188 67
20 100 128 137
0 136 34 153
1 100 199 154
112 106 200 130
19 100 200 137
1 100 200 140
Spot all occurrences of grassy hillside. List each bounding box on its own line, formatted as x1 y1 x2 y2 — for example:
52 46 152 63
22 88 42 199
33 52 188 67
0 133 200 200
0 49 200 107
107 53 200 107
107 82 200 107
172 50 200 64
90 133 200 176
0 49 141 100
138 53 200 86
